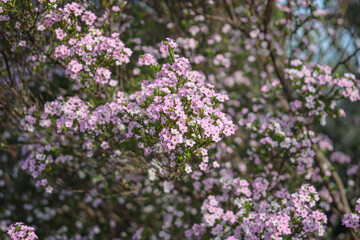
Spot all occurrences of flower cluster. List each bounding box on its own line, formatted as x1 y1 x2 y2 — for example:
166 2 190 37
61 31 132 88
129 164 327 240
138 53 158 66
21 39 235 182
7 222 38 240
35 2 133 88
239 109 318 172
159 38 178 54
343 198 360 233
275 61 359 123
238 61 360 175
128 42 236 175
42 2 97 29
185 177 327 239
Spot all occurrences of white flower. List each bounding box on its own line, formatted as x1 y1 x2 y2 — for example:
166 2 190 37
148 168 156 181
185 164 192 173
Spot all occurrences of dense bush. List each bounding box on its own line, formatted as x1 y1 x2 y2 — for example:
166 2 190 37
1 0 360 239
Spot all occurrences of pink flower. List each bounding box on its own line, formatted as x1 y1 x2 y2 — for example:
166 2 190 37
138 53 157 66
55 28 67 40
159 38 178 54
112 6 120 12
